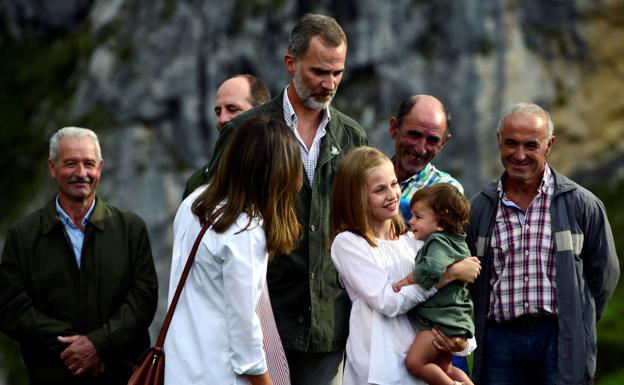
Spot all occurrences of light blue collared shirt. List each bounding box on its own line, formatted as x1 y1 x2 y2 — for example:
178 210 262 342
55 197 95 268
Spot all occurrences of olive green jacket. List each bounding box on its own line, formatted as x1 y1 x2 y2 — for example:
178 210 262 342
0 197 158 383
186 90 368 352
408 232 474 338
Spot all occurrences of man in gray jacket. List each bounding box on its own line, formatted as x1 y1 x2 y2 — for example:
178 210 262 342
466 103 619 385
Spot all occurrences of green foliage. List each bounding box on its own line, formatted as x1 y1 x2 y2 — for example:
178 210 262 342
0 20 93 230
598 369 624 385
592 177 624 384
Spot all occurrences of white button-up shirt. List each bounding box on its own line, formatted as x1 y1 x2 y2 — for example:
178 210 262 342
331 231 434 385
165 187 268 384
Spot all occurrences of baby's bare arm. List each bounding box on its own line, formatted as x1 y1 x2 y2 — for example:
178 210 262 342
392 274 417 292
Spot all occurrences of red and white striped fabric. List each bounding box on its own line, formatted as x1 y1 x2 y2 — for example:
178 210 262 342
257 283 291 385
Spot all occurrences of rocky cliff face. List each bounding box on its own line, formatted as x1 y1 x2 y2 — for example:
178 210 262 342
1 0 622 381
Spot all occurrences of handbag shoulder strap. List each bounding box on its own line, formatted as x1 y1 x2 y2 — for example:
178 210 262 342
155 205 226 347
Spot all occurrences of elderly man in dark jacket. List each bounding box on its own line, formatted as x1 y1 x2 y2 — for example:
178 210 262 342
0 126 158 385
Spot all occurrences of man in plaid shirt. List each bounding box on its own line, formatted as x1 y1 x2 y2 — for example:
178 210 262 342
467 103 619 385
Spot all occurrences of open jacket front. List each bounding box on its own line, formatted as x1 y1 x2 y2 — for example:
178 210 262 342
466 168 619 385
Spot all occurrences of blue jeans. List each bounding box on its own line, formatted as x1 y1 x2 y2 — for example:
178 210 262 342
452 355 469 375
481 317 558 385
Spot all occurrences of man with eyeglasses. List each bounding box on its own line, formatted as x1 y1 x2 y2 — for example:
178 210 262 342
388 94 471 374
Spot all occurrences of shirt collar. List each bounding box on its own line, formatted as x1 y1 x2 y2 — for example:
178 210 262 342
399 162 434 188
282 85 331 130
497 164 554 199
55 196 96 229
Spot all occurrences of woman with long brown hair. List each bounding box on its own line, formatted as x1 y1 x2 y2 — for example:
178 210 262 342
164 115 302 385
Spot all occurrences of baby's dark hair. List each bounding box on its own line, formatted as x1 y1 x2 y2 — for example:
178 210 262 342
410 183 469 234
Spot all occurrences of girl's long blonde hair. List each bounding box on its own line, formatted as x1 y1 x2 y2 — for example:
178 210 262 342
192 115 302 258
331 146 406 247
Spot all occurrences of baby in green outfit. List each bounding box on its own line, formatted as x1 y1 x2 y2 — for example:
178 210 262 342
393 183 474 385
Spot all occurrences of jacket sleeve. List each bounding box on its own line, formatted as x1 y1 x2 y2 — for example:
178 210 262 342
330 233 436 317
580 195 620 319
413 239 456 290
86 220 158 358
0 225 75 352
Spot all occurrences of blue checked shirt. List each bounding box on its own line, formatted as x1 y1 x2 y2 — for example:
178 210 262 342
399 163 464 220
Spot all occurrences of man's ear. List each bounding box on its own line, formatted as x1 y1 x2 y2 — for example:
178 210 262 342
441 131 451 147
48 158 56 178
284 53 295 77
545 136 555 156
389 117 399 139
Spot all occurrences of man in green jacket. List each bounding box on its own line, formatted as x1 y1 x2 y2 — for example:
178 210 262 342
0 126 158 385
186 14 367 385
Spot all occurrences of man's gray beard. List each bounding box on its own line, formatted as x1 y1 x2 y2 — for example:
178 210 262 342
293 71 334 110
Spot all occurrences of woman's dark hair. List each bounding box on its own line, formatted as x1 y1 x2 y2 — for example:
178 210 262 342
192 115 303 257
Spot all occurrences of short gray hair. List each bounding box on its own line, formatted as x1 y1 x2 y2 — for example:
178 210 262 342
496 102 554 140
49 126 102 161
287 13 347 60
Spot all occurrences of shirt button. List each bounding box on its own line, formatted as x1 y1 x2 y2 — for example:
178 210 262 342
310 225 316 232
524 302 529 308
310 272 316 280
524 250 529 256
525 224 530 230
524 276 529 282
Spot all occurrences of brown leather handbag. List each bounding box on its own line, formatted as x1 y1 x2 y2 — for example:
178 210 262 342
127 207 224 385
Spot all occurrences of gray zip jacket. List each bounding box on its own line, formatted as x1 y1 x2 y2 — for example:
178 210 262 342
466 167 619 385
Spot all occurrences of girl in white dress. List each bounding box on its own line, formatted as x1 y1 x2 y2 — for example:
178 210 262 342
164 116 302 385
330 147 480 385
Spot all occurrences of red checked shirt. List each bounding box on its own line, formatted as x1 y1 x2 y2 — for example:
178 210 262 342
488 166 557 322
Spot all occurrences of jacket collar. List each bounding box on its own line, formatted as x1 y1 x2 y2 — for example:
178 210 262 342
273 88 346 180
42 197 62 234
315 113 343 170
42 195 107 234
87 197 107 231
480 166 577 201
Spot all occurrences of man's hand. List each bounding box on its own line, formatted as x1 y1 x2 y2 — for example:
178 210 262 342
58 335 104 376
431 327 468 353
435 256 481 289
